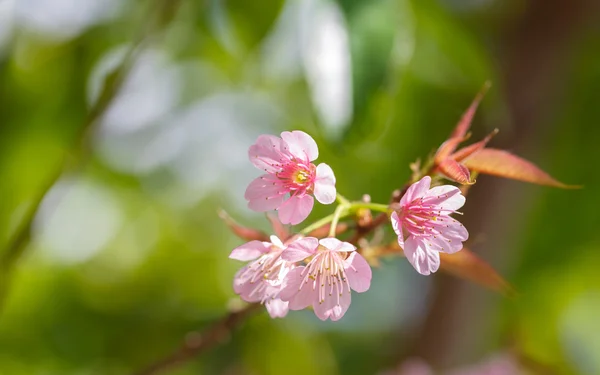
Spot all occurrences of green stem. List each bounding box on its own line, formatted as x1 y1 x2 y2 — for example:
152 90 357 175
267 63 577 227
300 212 338 235
299 201 391 236
336 193 350 205
328 203 349 237
358 203 392 213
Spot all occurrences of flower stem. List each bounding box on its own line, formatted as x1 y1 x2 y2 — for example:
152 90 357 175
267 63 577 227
299 212 339 235
336 193 350 205
300 200 391 236
358 203 392 213
328 203 349 237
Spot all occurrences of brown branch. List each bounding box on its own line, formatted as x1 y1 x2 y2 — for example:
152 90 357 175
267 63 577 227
133 303 262 375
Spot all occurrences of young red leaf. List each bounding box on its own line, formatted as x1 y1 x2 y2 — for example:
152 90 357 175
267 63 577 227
434 133 470 164
437 158 474 185
439 248 515 296
218 209 270 241
451 128 499 162
462 148 579 188
449 81 491 139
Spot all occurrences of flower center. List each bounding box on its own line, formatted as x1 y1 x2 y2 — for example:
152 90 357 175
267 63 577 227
300 251 350 304
276 161 315 192
293 169 310 184
399 197 459 238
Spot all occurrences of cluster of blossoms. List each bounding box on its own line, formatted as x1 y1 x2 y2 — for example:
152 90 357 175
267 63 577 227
229 131 469 320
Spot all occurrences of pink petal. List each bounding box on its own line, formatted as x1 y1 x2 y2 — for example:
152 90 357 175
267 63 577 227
313 288 350 321
319 237 355 252
229 241 270 261
233 274 262 302
265 298 289 318
280 130 319 161
397 358 434 375
345 252 372 293
248 135 288 173
390 212 405 249
422 185 465 211
404 237 440 275
390 212 402 235
281 237 319 262
245 175 286 212
277 195 314 225
400 176 431 206
314 163 336 204
280 268 315 310
435 222 468 254
269 235 285 249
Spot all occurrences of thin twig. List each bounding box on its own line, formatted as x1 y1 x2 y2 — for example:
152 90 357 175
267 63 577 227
133 304 262 375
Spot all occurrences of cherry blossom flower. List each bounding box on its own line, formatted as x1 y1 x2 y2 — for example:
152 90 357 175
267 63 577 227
230 235 316 318
279 237 372 321
245 131 336 225
391 176 468 275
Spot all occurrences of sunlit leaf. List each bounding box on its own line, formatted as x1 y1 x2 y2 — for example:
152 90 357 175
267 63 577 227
449 81 491 139
451 128 498 162
375 243 513 295
434 134 469 164
439 248 515 296
462 148 579 188
437 158 473 184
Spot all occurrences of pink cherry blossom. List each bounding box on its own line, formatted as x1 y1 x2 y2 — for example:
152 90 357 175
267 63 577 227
230 235 317 318
391 176 468 275
245 131 336 225
279 237 372 321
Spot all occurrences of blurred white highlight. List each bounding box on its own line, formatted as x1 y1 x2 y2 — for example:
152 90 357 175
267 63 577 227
300 0 353 138
34 178 123 264
15 0 120 41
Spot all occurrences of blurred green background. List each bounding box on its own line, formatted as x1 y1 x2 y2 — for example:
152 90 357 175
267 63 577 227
1 0 599 374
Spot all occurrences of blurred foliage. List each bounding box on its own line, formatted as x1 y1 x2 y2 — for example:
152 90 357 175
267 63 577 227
0 0 599 374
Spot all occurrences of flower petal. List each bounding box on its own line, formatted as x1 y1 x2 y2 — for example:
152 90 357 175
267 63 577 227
233 271 262 302
248 135 289 173
280 130 319 161
400 176 431 206
281 237 319 262
319 237 355 252
277 195 314 225
437 222 469 254
245 175 286 212
280 267 314 310
404 237 440 275
229 240 270 261
265 298 289 318
422 185 465 211
269 235 285 249
313 288 350 321
345 252 372 293
390 211 405 249
314 163 336 204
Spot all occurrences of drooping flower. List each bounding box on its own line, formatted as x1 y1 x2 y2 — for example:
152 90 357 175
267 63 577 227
391 176 468 275
279 237 372 321
230 235 317 318
245 131 336 225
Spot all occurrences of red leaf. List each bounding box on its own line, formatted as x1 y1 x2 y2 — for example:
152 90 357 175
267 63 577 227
450 81 491 139
439 248 515 296
435 134 469 164
437 159 474 185
462 148 579 188
218 209 269 241
451 128 499 162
